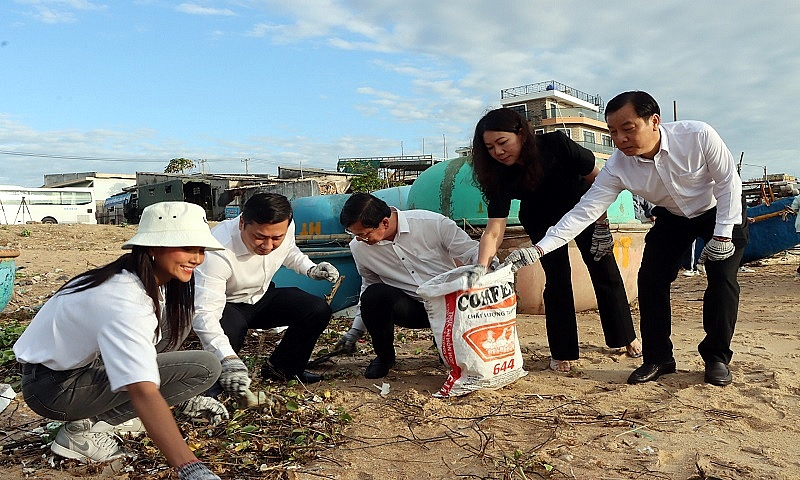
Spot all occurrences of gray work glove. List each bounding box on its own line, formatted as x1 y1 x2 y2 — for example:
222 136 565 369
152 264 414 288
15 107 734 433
488 257 501 271
465 264 487 288
502 245 543 273
177 462 221 480
307 262 340 282
219 357 251 398
334 328 364 354
697 237 735 264
178 396 229 425
590 221 615 261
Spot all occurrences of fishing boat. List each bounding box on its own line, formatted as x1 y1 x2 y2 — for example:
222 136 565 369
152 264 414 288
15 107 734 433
742 196 800 263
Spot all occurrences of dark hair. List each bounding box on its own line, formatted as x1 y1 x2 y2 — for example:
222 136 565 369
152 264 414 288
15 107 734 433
471 107 542 198
605 91 661 120
242 193 293 225
57 247 194 351
340 193 391 229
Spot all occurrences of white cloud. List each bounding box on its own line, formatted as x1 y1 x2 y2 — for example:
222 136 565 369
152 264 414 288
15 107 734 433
176 3 235 16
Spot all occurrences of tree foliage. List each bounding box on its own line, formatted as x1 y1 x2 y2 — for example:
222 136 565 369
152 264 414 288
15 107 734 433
340 161 404 193
164 157 196 174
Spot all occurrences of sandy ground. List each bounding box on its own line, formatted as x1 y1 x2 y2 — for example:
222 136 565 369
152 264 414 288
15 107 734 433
1 223 799 479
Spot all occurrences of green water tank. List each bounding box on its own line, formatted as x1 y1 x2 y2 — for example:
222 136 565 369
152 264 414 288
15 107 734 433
407 156 520 227
407 156 635 226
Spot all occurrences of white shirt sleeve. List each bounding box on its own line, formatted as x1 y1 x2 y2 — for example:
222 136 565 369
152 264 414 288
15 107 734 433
193 250 237 360
437 215 480 265
701 126 742 237
348 245 384 332
536 167 625 255
282 242 317 276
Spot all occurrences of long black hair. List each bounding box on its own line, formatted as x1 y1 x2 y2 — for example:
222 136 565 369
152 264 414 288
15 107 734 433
57 246 194 351
471 107 543 199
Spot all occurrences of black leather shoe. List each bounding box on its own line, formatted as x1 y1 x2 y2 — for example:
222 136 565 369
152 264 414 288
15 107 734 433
704 361 732 386
627 360 677 384
364 357 395 379
262 362 324 384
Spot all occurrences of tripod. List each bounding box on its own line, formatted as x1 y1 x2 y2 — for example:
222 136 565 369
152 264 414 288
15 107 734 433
14 196 33 224
0 198 6 224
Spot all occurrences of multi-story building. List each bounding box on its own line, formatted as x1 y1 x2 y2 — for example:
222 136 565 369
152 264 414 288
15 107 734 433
500 80 614 162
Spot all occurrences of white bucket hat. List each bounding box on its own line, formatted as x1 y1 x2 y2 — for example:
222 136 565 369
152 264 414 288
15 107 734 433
122 202 225 251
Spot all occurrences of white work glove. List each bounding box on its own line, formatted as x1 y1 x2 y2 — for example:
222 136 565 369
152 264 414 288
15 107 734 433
177 462 221 480
334 328 364 354
219 357 251 398
697 237 735 264
502 245 543 273
178 396 229 425
465 264 487 288
590 221 615 261
307 262 340 282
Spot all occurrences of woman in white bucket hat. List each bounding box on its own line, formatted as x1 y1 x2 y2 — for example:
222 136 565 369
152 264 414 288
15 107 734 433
14 202 226 480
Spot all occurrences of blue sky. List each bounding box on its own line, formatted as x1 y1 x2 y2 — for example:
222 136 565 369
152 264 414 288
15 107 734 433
1 0 798 187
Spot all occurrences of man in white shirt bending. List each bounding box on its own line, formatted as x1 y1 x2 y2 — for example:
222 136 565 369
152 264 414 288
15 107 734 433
500 91 748 387
335 193 481 379
193 193 340 395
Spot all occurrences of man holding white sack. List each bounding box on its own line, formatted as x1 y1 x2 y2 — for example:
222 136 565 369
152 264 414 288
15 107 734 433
336 193 486 379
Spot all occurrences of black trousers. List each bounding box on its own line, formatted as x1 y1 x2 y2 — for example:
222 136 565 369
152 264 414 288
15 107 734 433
220 283 331 376
360 283 430 361
531 222 636 360
638 205 749 365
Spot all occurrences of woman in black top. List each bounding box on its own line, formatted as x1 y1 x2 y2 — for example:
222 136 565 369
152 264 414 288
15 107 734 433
471 107 641 372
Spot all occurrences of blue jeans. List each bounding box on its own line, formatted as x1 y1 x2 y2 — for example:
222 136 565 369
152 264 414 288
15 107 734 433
20 350 220 425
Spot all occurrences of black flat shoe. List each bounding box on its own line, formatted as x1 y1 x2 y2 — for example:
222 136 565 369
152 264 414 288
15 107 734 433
627 360 677 384
262 362 324 384
364 357 395 379
704 361 732 386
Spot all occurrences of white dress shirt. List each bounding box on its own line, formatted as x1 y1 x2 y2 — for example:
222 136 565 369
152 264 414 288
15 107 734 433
193 216 316 360
537 120 743 254
349 209 479 331
14 270 162 393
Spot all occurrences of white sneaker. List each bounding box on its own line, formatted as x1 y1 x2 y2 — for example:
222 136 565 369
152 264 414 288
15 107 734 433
681 269 697 277
96 418 145 437
739 266 755 273
51 419 129 463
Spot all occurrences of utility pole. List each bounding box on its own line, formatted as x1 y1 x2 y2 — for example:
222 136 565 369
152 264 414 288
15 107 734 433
242 158 250 174
199 159 207 174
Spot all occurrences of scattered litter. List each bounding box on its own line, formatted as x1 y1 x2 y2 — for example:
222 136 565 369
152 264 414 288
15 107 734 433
0 383 16 414
373 382 390 397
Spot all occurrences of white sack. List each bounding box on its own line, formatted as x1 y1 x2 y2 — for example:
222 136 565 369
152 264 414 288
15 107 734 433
417 264 527 398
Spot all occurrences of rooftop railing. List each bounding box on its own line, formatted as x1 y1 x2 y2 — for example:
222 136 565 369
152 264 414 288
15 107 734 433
501 80 604 112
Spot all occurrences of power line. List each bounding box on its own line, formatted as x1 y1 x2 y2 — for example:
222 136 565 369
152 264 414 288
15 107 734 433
0 150 166 162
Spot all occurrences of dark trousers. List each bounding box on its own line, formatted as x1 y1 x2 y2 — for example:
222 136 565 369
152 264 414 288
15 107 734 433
532 223 636 360
360 283 430 361
638 205 749 365
220 283 331 376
